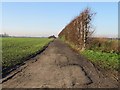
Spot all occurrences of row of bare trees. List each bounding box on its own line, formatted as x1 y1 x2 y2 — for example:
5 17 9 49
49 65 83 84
59 8 95 50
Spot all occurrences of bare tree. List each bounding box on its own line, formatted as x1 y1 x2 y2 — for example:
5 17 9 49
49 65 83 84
59 8 96 50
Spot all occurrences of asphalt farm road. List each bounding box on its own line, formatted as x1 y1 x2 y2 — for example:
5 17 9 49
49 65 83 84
2 39 118 88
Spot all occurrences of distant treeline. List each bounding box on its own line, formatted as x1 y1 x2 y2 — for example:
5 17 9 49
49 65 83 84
0 33 48 38
0 33 9 37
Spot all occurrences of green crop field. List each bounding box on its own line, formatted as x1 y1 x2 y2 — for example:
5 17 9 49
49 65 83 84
2 37 53 69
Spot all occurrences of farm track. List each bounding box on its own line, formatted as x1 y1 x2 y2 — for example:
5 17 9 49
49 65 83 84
2 39 118 88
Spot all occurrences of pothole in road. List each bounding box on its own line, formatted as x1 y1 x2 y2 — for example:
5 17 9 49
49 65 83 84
60 64 93 87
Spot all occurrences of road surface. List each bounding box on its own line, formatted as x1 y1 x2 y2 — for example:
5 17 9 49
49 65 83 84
2 39 118 88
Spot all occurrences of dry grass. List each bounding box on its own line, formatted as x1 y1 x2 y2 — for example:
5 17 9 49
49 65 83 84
87 37 119 53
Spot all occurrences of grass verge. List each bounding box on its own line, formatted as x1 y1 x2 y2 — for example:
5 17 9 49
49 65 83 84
80 50 119 71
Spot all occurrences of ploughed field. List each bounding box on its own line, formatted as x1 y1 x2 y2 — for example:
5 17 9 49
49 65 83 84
2 37 53 69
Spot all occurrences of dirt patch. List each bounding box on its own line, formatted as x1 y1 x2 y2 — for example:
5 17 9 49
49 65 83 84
2 39 118 88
